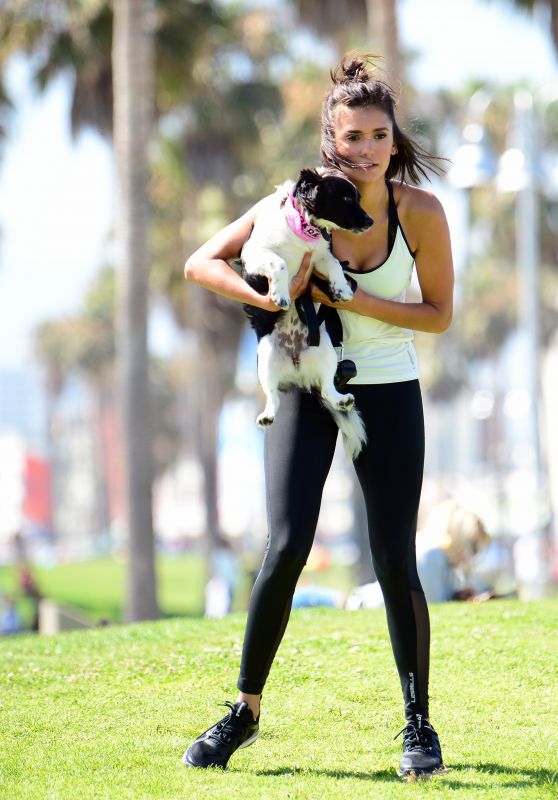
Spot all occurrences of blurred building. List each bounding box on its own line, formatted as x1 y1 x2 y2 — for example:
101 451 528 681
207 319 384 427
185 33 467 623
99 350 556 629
0 367 51 562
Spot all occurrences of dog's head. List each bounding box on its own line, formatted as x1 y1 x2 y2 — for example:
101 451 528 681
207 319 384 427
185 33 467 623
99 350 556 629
292 168 373 233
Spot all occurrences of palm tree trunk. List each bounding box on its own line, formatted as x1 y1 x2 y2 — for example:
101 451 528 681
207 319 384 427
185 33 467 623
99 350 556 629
113 0 159 621
366 0 403 88
194 294 222 573
90 380 111 545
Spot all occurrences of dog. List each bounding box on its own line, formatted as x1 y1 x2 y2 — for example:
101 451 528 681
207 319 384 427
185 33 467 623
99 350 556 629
238 167 373 460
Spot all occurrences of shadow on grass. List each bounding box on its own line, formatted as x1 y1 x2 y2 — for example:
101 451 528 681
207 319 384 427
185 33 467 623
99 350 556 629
252 763 557 787
252 767 398 781
64 606 204 625
161 610 204 620
445 763 558 789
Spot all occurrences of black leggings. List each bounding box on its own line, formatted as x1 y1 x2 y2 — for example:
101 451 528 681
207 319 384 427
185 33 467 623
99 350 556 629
237 380 430 720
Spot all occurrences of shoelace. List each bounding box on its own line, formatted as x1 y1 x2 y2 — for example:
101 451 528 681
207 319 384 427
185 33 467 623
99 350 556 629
210 701 252 745
394 715 435 753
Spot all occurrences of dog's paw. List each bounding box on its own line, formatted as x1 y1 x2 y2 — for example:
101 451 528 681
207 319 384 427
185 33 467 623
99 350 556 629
330 283 354 303
336 393 355 411
257 412 275 427
270 290 290 310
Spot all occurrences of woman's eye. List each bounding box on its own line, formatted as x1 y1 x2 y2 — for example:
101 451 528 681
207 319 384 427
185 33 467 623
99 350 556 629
375 133 387 139
346 134 360 142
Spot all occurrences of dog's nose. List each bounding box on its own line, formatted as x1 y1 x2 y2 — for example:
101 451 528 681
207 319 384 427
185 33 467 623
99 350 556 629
351 212 374 233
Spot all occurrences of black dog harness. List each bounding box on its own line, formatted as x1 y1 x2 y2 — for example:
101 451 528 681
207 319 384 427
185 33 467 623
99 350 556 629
294 272 356 347
294 270 359 390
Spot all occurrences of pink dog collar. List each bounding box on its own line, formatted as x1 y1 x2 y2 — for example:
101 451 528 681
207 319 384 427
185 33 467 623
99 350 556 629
285 194 322 242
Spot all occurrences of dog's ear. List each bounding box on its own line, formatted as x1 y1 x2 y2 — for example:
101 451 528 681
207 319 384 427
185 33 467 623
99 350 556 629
293 168 322 207
293 168 321 194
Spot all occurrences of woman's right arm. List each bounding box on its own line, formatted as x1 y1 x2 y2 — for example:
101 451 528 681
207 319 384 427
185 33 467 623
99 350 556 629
184 199 313 311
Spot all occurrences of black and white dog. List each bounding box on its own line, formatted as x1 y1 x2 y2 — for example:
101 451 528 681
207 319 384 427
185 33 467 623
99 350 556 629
239 168 373 460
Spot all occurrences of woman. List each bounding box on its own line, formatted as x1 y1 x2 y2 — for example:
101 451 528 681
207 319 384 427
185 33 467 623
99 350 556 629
417 499 491 603
183 54 454 777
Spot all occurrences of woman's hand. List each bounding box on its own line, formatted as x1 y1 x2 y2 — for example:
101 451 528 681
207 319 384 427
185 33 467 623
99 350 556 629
290 251 314 300
309 273 362 311
261 251 314 311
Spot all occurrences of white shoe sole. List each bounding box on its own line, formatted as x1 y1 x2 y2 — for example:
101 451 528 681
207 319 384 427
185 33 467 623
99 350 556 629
238 729 260 750
398 765 449 782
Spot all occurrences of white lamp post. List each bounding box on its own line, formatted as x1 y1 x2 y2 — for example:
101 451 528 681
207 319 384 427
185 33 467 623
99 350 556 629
497 91 542 487
448 91 505 530
496 86 558 596
450 86 557 595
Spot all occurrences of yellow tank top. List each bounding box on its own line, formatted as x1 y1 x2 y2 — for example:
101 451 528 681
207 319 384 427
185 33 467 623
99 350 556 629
335 183 419 385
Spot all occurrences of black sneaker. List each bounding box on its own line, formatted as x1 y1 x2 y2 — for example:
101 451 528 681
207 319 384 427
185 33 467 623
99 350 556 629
183 701 260 769
395 714 444 778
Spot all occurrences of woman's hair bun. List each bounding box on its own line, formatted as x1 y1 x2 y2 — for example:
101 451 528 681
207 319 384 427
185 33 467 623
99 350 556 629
331 53 377 85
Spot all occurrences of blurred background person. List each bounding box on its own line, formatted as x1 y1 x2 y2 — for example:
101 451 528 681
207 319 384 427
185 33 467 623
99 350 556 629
348 498 516 609
10 530 28 564
17 563 43 632
417 499 496 602
204 535 240 618
0 595 22 635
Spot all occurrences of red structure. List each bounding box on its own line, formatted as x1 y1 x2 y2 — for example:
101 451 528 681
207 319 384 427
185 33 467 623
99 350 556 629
22 454 52 527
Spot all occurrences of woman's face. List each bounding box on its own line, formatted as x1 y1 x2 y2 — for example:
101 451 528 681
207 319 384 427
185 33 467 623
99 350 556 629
332 104 397 183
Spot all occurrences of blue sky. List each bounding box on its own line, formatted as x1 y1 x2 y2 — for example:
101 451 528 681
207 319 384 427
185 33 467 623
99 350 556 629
0 0 556 370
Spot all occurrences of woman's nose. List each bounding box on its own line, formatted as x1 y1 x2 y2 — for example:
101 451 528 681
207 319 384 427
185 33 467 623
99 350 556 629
359 137 374 156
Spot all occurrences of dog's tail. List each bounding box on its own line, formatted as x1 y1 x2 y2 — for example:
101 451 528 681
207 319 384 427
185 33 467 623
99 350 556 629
325 404 367 461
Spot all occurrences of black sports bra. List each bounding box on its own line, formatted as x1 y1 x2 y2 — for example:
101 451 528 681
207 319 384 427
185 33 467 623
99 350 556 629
328 181 402 274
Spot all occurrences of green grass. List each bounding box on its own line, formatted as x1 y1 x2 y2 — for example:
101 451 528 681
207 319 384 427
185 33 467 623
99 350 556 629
0 556 353 626
1 598 557 799
0 555 208 625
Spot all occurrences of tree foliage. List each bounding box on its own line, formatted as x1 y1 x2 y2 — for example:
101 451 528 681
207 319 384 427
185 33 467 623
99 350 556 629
494 0 558 53
34 267 180 477
7 1 558 551
0 0 223 137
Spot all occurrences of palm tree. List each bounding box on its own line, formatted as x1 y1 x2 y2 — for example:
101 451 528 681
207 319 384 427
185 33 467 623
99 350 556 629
2 0 299 611
0 0 231 620
34 275 116 549
365 0 402 87
295 0 403 86
112 0 159 622
503 0 558 53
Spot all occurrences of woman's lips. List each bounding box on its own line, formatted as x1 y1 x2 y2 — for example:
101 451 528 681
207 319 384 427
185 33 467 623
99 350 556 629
348 161 378 171
350 161 380 172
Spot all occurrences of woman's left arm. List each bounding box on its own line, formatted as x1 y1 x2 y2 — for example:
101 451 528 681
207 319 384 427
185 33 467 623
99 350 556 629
310 193 454 334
